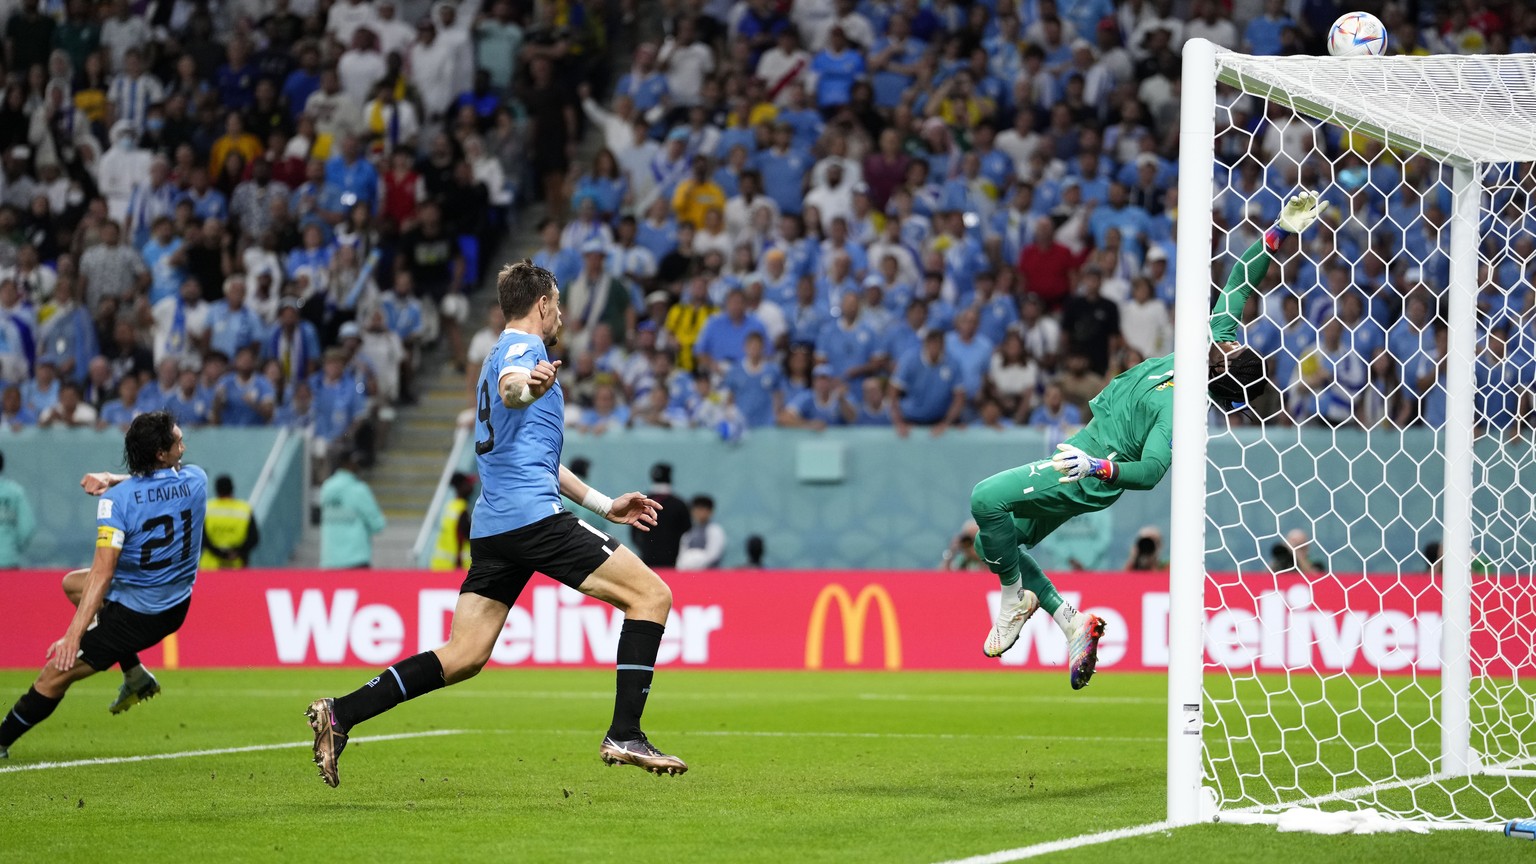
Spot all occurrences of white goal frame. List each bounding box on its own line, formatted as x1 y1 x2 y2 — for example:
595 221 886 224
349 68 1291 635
1167 39 1536 826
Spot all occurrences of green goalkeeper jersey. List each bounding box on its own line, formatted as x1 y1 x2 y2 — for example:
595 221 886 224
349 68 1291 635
1081 238 1273 491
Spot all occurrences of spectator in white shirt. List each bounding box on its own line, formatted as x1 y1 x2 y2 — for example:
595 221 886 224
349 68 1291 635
756 27 811 107
409 18 458 121
149 276 211 365
371 0 418 56
306 68 364 145
1119 276 1172 359
1185 0 1240 50
95 121 152 222
100 0 151 72
675 495 727 570
326 0 378 47
803 161 854 230
337 28 387 106
658 16 715 109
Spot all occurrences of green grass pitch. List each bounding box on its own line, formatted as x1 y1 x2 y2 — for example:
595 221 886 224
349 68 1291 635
1 668 1529 863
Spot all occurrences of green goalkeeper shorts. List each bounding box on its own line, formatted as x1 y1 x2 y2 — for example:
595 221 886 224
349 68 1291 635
970 429 1126 550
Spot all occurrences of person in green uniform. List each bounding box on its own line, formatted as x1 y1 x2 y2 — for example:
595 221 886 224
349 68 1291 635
319 451 387 569
0 451 36 568
971 190 1326 689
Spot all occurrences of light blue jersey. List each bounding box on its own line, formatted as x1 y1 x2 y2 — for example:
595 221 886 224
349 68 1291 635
97 464 208 614
472 330 565 537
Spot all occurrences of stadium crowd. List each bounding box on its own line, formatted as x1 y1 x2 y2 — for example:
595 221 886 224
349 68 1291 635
0 0 1533 465
531 0 1536 439
0 0 534 474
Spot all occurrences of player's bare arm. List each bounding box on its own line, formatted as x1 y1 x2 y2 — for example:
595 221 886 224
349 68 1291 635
558 464 661 531
498 359 562 409
47 544 121 673
80 472 129 496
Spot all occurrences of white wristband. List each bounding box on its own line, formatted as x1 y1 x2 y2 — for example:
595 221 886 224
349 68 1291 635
581 489 613 517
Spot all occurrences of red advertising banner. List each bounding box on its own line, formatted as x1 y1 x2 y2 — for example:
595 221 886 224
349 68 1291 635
1 570 1529 674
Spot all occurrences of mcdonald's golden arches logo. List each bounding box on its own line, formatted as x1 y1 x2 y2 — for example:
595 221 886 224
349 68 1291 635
804 583 902 670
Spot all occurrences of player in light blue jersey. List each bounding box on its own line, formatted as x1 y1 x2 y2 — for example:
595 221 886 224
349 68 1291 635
0 412 207 759
306 261 685 788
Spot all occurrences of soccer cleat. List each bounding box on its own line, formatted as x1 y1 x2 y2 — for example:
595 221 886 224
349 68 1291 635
984 588 1040 657
1068 614 1108 690
305 698 349 788
599 734 688 776
109 670 161 715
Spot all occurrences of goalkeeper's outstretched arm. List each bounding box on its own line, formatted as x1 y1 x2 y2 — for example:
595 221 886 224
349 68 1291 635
1208 190 1326 344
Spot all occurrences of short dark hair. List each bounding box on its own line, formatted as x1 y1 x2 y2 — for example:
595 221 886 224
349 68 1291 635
690 494 714 511
1208 346 1271 412
124 411 178 476
496 260 557 319
215 474 234 497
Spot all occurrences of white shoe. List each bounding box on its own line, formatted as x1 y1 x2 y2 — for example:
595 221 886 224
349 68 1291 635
984 587 1040 657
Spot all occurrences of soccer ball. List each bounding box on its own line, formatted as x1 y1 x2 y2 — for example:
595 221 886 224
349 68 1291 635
1328 11 1387 57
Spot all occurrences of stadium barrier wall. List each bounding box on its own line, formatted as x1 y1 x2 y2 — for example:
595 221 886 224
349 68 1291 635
1 427 298 568
5 569 1528 675
427 427 1516 574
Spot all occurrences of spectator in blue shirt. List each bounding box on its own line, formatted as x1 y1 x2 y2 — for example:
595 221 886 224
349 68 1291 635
890 329 965 436
140 217 186 305
205 276 266 359
216 39 258 111
1244 0 1294 55
945 308 996 399
810 26 866 111
264 299 323 399
752 124 813 216
694 288 769 375
282 43 323 122
721 331 784 428
1029 383 1083 440
214 344 277 426
781 363 853 429
311 348 367 453
180 168 229 221
380 270 425 346
96 373 147 429
324 135 380 214
816 292 885 384
613 42 670 114
162 367 213 426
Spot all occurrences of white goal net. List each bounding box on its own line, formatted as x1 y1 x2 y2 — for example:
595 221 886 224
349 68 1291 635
1169 42 1536 828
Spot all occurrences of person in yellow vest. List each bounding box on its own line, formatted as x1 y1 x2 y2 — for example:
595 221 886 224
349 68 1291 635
200 475 259 570
429 472 476 571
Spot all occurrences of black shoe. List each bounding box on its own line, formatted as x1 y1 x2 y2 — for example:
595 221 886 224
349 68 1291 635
305 698 348 788
599 734 687 776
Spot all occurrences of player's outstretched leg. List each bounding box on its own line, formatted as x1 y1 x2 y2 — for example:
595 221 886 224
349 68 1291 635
0 660 98 757
970 466 1107 686
303 593 500 787
579 547 687 776
63 569 159 714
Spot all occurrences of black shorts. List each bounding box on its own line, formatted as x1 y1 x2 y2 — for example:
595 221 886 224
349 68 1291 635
77 598 191 672
460 512 620 606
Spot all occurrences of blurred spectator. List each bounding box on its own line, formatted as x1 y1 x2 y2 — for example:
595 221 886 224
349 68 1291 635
1126 527 1165 571
939 520 982 571
0 450 36 568
319 450 386 569
201 473 259 570
744 534 766 568
632 462 691 568
675 494 726 570
429 471 475 572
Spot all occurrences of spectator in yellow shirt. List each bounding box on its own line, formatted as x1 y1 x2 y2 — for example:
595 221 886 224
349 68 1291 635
671 155 726 229
209 111 263 183
664 275 717 372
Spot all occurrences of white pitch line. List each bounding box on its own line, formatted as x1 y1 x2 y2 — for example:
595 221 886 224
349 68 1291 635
0 729 466 774
506 728 1163 744
931 821 1176 864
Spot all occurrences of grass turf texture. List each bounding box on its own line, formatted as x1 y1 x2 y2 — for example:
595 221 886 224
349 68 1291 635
0 669 1527 863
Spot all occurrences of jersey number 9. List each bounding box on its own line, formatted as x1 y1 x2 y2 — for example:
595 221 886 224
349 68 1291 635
475 379 495 456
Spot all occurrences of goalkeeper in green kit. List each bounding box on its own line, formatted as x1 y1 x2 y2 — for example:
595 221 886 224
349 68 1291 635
971 190 1327 689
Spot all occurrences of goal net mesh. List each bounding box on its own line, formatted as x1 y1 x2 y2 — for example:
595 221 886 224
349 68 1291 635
1199 51 1536 824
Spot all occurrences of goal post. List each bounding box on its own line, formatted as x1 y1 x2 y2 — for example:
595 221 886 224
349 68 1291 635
1168 39 1536 828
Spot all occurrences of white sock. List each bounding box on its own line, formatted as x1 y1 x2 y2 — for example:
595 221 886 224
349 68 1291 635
999 579 1029 610
1052 601 1080 634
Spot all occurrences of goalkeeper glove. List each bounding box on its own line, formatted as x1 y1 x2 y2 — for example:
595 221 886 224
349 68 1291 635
1051 442 1118 484
1266 190 1327 250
